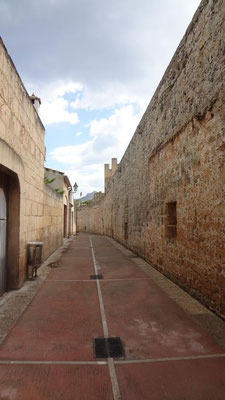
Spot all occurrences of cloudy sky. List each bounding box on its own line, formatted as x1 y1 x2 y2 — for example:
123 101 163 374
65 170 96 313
0 0 200 197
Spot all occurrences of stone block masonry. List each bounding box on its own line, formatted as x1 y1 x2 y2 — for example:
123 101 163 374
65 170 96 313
0 37 64 291
77 0 225 318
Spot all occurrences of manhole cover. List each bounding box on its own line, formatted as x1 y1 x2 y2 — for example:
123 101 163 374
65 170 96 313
90 274 103 280
93 337 124 358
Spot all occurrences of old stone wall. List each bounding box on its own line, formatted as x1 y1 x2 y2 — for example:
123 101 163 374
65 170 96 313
77 202 105 235
0 38 63 289
77 0 225 317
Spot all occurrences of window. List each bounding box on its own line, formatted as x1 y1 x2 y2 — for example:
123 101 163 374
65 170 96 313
124 198 128 240
124 222 128 240
165 201 177 239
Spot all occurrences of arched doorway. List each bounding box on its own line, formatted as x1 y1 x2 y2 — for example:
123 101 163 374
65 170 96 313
0 176 7 295
0 165 20 294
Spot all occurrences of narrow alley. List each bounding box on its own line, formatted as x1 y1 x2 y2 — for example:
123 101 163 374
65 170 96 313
0 233 225 399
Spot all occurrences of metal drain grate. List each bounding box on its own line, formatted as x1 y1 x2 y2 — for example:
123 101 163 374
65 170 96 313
93 337 124 358
94 338 108 358
107 337 124 358
90 274 103 280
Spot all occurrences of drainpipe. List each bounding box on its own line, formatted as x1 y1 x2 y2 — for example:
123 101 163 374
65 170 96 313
68 182 78 237
68 188 71 238
69 189 72 237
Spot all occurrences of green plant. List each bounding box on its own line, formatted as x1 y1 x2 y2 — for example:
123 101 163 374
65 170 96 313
54 188 65 194
44 175 64 195
82 199 92 205
44 175 56 184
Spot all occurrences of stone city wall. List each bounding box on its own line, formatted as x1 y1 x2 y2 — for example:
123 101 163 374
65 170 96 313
0 38 63 289
77 0 225 317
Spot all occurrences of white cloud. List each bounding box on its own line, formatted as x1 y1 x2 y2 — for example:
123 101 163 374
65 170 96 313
51 104 140 163
53 82 83 99
90 105 139 135
40 96 79 125
1 0 200 94
66 165 104 197
70 83 148 112
26 80 83 125
50 141 92 165
49 104 141 194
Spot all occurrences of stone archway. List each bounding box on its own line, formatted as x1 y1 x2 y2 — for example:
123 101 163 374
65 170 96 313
0 164 20 293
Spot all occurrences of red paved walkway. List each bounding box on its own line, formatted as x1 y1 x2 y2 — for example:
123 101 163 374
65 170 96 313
0 233 224 399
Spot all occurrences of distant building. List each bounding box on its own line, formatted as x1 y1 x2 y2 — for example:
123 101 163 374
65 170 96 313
44 168 76 237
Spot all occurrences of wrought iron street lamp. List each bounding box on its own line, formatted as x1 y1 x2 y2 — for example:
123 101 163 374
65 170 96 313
73 182 78 193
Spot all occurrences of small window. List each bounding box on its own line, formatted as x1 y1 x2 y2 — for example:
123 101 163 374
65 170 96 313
124 222 128 240
165 201 177 239
124 198 128 240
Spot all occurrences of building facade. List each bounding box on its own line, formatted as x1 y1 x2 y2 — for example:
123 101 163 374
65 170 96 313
0 38 64 295
44 167 76 238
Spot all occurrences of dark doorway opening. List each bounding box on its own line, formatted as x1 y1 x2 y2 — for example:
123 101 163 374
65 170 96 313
0 165 20 294
0 174 7 295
